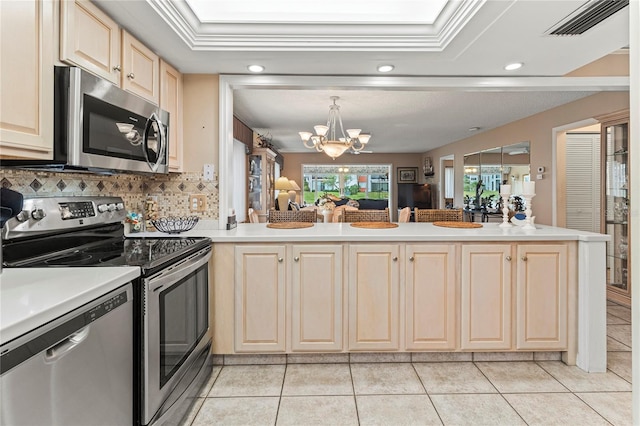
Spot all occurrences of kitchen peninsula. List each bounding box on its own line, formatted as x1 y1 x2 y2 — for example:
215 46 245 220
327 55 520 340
176 223 608 373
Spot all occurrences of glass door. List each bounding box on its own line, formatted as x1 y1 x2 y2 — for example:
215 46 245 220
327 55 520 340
602 117 630 305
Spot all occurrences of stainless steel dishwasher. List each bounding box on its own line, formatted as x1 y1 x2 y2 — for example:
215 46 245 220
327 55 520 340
0 283 133 426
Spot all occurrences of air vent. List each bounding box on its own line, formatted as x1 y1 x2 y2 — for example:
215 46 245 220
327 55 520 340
547 0 628 36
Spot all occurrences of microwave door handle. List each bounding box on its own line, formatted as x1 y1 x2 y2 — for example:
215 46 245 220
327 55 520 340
143 113 165 172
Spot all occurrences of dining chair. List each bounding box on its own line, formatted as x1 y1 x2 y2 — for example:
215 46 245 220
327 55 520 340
414 208 463 222
341 208 390 223
268 209 317 223
247 208 260 223
398 207 411 223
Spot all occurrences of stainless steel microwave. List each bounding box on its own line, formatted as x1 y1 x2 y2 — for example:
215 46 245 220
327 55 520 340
2 66 169 174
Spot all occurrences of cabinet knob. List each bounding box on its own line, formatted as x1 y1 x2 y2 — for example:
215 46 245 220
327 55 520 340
521 256 528 261
409 256 414 262
392 256 398 262
113 65 121 72
127 72 135 79
278 257 283 263
294 257 299 262
506 256 512 261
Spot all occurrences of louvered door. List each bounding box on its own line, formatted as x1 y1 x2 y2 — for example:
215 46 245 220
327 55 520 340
565 132 600 232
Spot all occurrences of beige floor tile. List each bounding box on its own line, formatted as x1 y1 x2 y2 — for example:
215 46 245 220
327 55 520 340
473 352 533 362
475 361 567 393
607 352 632 382
607 325 632 347
207 365 285 397
351 363 425 395
282 363 353 396
576 392 633 426
179 397 204 426
411 352 472 362
350 352 411 363
607 313 630 325
276 396 358 425
504 393 610 425
223 354 287 365
431 394 525 425
413 362 497 394
357 394 442 425
607 336 631 352
286 353 349 364
192 397 279 426
533 352 561 361
537 361 631 392
197 366 222 397
606 305 632 322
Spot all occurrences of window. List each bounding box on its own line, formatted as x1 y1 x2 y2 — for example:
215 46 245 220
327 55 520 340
302 164 390 205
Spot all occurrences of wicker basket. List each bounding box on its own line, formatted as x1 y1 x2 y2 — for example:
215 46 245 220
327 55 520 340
151 216 199 234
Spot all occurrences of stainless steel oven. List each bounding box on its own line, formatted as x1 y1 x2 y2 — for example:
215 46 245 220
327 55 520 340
2 196 213 426
143 245 211 425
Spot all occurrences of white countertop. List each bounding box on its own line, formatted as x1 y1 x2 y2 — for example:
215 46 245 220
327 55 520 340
0 267 140 345
135 222 610 243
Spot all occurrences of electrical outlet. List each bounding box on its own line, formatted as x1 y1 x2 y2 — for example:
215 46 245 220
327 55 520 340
190 194 207 212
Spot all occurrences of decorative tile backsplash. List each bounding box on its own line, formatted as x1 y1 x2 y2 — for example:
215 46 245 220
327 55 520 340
0 169 219 219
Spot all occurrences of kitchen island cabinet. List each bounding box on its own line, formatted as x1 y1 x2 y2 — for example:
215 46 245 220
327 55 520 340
405 244 457 351
190 222 606 372
348 244 400 351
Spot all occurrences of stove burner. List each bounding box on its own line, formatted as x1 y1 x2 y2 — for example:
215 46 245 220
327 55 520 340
45 252 95 266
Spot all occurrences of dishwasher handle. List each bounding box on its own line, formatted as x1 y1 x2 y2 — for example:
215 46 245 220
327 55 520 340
44 326 91 363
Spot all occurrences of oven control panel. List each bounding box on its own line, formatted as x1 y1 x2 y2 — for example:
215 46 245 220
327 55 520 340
59 201 96 220
2 196 127 240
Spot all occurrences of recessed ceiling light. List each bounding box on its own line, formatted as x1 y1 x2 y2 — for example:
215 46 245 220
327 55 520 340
247 65 265 73
504 62 524 71
377 65 395 73
468 126 481 132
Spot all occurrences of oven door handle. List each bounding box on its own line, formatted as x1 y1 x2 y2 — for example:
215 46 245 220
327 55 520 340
147 248 211 292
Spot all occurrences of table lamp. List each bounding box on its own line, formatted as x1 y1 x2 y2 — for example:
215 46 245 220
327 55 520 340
275 176 293 210
288 180 301 203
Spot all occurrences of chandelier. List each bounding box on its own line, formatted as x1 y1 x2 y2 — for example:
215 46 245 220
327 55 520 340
298 96 371 159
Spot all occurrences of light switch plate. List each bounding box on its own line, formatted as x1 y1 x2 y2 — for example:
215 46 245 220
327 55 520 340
204 164 215 181
537 174 543 180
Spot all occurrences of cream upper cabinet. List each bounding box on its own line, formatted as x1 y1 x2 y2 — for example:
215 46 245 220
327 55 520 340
160 60 183 172
290 245 343 351
405 244 457 350
121 31 159 104
461 244 513 350
234 245 286 352
60 0 121 85
60 3 160 104
0 0 54 159
515 244 568 350
348 244 400 351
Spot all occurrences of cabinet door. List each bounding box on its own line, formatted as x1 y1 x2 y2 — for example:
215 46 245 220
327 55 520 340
234 245 286 352
461 244 512 350
516 244 568 350
291 245 343 351
60 0 121 84
0 0 54 159
121 30 159 104
160 60 183 172
348 244 400 351
405 244 456 350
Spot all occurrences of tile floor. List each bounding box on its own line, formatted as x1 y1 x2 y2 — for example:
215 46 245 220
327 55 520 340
182 302 632 425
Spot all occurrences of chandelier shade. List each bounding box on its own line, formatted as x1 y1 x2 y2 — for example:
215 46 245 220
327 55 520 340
299 96 371 159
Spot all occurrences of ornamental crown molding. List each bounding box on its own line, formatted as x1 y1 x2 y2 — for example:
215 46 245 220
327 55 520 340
146 0 486 51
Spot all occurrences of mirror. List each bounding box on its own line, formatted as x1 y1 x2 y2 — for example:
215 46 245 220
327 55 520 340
463 141 530 212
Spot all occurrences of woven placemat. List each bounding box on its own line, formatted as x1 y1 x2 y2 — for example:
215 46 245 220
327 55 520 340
350 222 399 229
266 222 314 229
433 221 483 229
